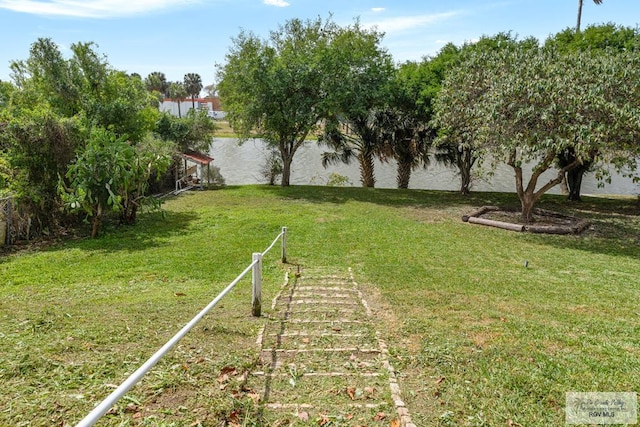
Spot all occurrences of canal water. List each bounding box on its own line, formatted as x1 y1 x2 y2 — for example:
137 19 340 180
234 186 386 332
209 137 638 195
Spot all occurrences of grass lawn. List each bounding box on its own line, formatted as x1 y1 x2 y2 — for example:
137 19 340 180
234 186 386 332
1 185 638 426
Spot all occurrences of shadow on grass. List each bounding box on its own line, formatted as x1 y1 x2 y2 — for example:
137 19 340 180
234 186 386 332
78 210 200 253
259 184 520 208
257 184 640 259
1 210 200 260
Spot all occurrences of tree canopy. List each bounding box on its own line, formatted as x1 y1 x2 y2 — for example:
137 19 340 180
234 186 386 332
0 38 178 238
319 21 395 188
435 42 640 222
218 16 342 186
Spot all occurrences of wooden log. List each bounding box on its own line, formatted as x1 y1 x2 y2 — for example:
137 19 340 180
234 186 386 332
467 216 525 232
524 224 572 235
525 219 590 235
462 206 500 222
572 220 591 234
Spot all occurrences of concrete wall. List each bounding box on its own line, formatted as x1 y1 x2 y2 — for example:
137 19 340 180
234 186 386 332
160 97 225 118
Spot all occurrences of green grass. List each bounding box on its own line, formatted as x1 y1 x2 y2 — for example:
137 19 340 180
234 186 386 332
1 185 639 426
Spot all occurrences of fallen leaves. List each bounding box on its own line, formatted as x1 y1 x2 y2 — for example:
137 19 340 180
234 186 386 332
373 412 386 421
345 386 376 400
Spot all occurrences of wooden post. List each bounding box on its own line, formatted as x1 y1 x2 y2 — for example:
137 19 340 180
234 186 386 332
252 253 262 317
281 226 287 264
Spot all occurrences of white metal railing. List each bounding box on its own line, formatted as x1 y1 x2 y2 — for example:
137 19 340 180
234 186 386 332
75 226 288 427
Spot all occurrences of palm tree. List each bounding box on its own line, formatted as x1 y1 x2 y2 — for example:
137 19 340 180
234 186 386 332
184 73 203 110
576 0 603 32
374 108 431 189
144 71 169 96
168 82 187 117
320 112 387 188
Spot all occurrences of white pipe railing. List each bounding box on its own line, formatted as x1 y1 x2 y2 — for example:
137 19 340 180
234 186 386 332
75 226 288 427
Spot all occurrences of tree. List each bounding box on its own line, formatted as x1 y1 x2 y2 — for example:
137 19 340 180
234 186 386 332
0 80 15 109
433 34 536 194
0 107 85 233
320 109 391 188
1 38 166 238
546 24 640 200
217 16 338 186
184 73 203 110
168 82 187 118
155 109 217 153
319 22 394 188
376 106 433 189
10 38 81 117
59 128 173 237
9 39 157 142
437 44 640 222
385 51 460 190
203 83 216 98
145 71 169 96
577 0 603 32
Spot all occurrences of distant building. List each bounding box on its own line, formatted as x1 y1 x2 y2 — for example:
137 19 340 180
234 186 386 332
160 97 226 119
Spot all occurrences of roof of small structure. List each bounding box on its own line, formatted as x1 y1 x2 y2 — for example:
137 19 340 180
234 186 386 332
182 150 214 165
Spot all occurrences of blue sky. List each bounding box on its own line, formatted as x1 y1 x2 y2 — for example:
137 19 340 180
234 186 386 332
0 0 638 87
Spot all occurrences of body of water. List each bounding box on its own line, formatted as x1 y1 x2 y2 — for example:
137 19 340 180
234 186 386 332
209 138 639 195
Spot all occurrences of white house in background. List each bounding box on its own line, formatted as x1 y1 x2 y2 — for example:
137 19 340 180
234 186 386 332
160 97 226 119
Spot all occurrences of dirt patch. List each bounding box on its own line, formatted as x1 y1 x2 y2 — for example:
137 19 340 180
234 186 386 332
463 206 590 235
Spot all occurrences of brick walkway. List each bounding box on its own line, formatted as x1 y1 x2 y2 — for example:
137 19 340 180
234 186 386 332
248 267 415 426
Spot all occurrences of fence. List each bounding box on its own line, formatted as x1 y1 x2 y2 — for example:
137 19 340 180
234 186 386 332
75 226 288 427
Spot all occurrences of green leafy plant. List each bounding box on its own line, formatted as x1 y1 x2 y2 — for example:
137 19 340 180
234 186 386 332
59 128 173 237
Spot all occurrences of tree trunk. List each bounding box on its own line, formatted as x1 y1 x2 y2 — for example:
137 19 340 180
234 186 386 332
567 166 586 201
359 152 375 188
576 0 584 32
281 154 292 187
121 201 138 225
396 159 412 189
91 203 103 238
520 193 536 224
459 165 471 195
457 147 474 195
559 175 569 195
177 100 182 118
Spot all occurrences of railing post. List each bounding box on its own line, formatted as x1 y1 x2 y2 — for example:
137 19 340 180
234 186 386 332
281 226 287 264
252 252 262 317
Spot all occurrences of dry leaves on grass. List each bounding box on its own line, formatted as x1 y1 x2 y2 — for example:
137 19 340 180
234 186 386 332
226 409 241 427
373 412 386 421
346 386 376 400
317 414 330 426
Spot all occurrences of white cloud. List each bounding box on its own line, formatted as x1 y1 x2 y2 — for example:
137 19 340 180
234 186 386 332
0 0 200 18
263 0 289 7
371 7 385 13
364 11 460 34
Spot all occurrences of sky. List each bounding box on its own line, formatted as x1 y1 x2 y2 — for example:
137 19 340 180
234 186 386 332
0 0 638 88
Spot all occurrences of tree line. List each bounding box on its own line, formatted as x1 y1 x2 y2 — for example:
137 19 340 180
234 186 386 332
0 39 215 238
1 14 639 238
216 18 640 222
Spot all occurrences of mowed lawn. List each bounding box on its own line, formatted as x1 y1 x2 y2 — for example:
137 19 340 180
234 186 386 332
1 185 638 426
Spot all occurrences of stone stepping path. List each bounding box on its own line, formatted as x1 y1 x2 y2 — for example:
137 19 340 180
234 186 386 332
249 267 415 426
